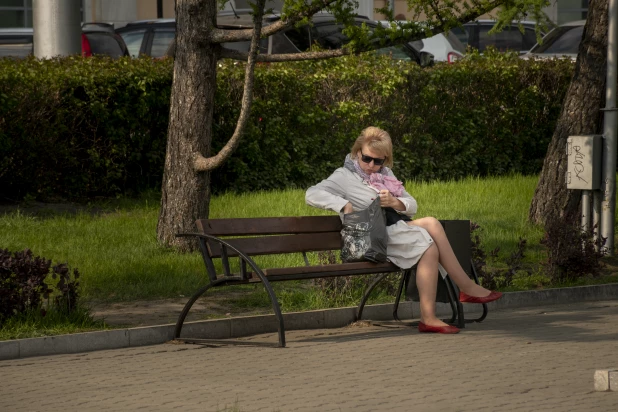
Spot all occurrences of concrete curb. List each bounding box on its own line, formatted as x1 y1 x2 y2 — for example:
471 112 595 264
1 283 618 360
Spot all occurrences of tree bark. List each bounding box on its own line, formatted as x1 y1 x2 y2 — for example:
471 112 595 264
529 0 608 225
156 0 218 251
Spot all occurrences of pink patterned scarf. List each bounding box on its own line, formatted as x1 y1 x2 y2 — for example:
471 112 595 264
351 158 404 197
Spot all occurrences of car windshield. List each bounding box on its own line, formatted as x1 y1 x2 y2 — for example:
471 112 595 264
85 32 125 57
373 44 417 61
531 25 583 54
443 31 466 53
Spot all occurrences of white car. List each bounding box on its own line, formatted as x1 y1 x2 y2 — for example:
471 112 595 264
411 31 465 63
522 20 584 60
378 21 465 63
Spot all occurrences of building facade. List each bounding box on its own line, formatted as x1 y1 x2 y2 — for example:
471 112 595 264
0 0 589 29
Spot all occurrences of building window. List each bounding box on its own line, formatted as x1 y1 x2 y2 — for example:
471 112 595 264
558 0 588 25
0 0 33 28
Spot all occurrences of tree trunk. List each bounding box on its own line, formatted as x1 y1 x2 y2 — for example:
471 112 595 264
157 0 218 251
529 0 608 225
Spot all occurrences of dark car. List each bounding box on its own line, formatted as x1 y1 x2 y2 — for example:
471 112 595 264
523 20 584 60
115 18 176 58
118 11 433 66
450 20 546 54
0 24 129 59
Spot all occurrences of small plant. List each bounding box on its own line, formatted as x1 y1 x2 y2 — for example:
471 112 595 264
470 222 530 290
540 218 606 283
0 248 81 326
312 250 398 306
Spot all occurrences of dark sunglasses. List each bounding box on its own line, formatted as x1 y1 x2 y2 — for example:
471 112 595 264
360 150 386 166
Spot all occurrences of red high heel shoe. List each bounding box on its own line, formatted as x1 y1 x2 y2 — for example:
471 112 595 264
459 290 503 304
418 322 460 334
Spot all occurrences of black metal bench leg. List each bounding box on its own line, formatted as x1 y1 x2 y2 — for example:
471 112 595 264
174 277 286 347
467 259 488 323
250 273 286 347
443 275 465 328
174 282 216 339
356 273 389 321
392 270 411 321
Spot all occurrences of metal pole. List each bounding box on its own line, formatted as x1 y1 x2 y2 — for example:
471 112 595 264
389 0 395 14
582 190 591 230
593 190 602 250
33 0 81 59
157 0 163 18
601 0 618 255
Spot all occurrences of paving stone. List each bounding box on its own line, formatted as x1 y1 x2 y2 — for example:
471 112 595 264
611 370 618 392
594 368 618 391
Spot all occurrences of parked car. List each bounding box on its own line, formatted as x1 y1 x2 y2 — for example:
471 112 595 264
0 24 129 59
377 21 465 63
119 11 434 67
450 20 545 54
115 18 176 58
373 43 434 66
410 31 465 63
523 20 584 60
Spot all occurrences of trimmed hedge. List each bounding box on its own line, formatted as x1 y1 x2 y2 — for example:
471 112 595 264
0 51 574 200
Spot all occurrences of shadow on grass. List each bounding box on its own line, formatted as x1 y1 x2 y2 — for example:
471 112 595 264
0 191 161 219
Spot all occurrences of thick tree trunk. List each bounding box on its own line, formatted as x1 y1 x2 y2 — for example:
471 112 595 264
529 0 608 225
157 0 218 251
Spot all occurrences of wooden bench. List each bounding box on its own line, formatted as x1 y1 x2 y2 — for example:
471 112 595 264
174 217 488 347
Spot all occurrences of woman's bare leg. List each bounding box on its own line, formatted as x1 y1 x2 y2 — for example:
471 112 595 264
415 243 450 327
409 217 491 297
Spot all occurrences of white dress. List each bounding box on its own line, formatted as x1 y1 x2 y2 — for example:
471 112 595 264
305 165 435 270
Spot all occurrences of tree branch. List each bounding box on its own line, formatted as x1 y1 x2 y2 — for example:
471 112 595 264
220 47 348 62
426 0 504 35
210 0 340 43
194 0 266 172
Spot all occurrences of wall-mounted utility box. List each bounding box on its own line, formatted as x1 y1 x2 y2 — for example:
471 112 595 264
566 135 603 190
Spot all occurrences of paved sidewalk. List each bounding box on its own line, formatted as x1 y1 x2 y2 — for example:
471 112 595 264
1 301 618 412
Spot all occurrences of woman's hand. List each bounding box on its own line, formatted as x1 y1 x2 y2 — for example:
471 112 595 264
342 202 354 214
378 190 405 210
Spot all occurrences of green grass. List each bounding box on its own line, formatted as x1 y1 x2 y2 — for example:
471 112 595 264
0 306 108 341
0 174 612 305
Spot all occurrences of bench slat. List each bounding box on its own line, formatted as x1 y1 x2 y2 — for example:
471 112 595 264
231 261 401 282
197 216 342 236
208 232 343 257
263 261 399 276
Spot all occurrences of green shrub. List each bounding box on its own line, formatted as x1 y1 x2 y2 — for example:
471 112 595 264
0 248 81 325
0 52 574 201
0 56 171 200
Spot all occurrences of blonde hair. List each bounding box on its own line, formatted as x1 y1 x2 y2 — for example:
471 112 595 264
350 126 393 168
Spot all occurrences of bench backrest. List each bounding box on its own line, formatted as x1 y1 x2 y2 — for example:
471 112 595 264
196 216 343 257
196 217 471 273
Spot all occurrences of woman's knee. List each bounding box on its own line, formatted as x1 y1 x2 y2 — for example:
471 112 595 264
420 242 439 262
412 216 440 230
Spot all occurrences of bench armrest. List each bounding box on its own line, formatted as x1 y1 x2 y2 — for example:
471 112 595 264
176 232 265 282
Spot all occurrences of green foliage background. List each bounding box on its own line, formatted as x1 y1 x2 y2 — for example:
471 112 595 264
0 51 574 201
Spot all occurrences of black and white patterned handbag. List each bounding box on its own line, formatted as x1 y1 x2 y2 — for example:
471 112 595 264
340 198 388 263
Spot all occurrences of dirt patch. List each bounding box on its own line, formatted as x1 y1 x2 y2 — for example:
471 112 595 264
87 295 273 328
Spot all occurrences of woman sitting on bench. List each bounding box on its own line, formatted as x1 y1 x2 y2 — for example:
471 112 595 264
305 126 503 334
